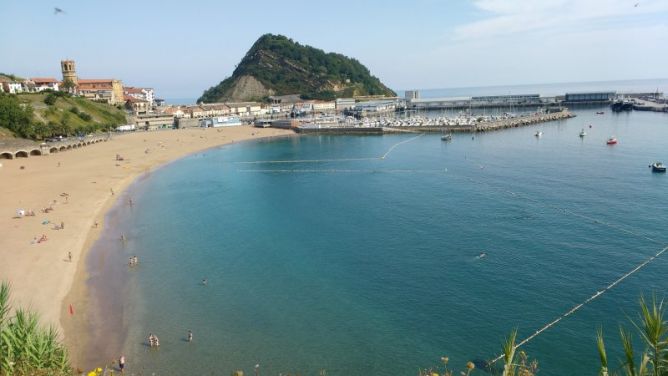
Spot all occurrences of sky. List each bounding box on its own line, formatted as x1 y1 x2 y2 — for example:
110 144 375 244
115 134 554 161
1 0 667 99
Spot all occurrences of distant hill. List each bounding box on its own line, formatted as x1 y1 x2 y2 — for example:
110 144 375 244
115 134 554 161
198 34 396 103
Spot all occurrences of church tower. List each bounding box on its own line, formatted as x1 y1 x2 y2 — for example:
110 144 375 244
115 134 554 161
61 60 78 86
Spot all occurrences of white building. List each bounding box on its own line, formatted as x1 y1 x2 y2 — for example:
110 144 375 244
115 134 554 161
124 87 155 107
30 78 60 92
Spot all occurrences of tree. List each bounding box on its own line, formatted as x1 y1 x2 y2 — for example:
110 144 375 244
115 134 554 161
44 93 57 106
61 78 76 93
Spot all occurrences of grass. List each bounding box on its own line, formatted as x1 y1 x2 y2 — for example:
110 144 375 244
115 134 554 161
17 93 125 128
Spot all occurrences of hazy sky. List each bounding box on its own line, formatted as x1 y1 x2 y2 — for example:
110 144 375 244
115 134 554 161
1 0 667 98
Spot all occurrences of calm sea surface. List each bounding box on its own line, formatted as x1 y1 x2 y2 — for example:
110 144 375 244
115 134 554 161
100 105 668 375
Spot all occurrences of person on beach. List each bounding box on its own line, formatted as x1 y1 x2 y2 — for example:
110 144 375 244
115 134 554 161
119 355 125 373
188 330 193 342
60 221 64 230
68 251 72 262
110 188 115 196
94 221 99 228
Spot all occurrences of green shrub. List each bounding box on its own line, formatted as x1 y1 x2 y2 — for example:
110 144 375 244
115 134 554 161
43 94 57 106
0 282 70 375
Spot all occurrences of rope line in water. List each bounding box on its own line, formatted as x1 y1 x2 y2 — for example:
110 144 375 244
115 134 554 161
381 133 425 159
236 133 424 165
489 244 668 365
238 168 448 174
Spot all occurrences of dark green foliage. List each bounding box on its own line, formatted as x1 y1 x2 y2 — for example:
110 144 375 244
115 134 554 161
43 94 57 106
69 106 80 115
198 34 395 102
78 112 92 121
0 94 35 138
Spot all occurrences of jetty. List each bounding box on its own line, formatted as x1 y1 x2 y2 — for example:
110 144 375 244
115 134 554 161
289 109 574 135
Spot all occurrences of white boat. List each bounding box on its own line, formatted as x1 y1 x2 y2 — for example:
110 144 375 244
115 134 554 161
579 129 587 137
534 131 543 137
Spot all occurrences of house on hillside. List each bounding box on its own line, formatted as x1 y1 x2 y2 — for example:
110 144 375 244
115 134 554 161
124 86 155 107
77 79 124 105
30 78 60 92
0 77 24 94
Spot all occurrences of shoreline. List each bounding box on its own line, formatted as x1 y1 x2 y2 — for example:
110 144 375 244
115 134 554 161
0 126 293 371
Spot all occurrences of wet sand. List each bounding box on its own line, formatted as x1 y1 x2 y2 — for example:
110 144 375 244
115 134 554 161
0 126 293 370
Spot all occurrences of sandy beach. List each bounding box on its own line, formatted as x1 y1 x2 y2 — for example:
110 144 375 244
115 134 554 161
0 126 292 367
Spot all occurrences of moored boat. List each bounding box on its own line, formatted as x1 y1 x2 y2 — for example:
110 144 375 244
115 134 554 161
596 111 605 115
579 129 587 137
650 162 667 173
606 137 618 145
441 134 452 141
534 131 543 137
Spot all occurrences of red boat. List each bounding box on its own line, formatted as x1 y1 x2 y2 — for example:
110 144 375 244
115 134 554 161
606 137 618 145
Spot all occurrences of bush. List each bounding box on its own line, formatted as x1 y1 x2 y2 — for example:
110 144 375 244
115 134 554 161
69 106 80 115
44 94 57 106
0 281 71 375
78 112 92 121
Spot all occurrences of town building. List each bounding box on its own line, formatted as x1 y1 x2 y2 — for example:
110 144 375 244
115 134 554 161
77 79 124 104
60 60 124 104
124 86 155 107
124 95 150 115
335 98 355 111
129 113 174 130
312 101 336 113
0 77 24 94
30 78 60 92
564 92 616 103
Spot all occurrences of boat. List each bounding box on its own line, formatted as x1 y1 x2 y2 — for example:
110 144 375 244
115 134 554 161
650 162 667 173
579 129 587 137
606 137 618 145
596 111 605 115
441 133 452 141
611 100 633 112
534 131 543 137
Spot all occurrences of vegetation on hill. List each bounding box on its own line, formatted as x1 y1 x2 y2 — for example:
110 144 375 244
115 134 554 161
0 282 70 375
0 92 126 140
198 34 396 103
0 73 24 82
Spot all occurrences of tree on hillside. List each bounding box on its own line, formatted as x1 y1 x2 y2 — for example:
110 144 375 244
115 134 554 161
61 79 76 93
0 94 35 138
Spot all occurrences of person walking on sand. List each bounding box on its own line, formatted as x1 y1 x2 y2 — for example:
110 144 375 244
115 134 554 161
119 355 125 373
61 221 64 230
68 251 72 262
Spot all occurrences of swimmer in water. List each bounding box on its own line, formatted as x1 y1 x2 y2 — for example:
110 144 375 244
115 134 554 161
477 252 487 259
202 278 207 286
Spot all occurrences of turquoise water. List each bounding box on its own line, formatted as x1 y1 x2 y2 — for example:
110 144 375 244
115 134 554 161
110 108 668 375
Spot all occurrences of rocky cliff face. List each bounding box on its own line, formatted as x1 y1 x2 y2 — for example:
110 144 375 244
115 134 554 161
198 34 395 103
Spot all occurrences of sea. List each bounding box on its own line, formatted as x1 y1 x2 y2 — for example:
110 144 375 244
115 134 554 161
87 79 668 376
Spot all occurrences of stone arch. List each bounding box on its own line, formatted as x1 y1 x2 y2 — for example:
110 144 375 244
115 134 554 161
66 145 72 150
15 150 29 158
60 146 67 151
30 149 42 156
0 152 14 159
50 147 59 153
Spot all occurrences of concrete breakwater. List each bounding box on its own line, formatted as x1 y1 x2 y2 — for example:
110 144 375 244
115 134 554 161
295 110 575 135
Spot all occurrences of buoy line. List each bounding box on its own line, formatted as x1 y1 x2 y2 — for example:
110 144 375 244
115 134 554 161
238 168 448 174
488 244 668 365
236 134 424 165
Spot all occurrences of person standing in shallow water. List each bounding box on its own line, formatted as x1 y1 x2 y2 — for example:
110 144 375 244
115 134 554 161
188 330 193 342
119 354 125 373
